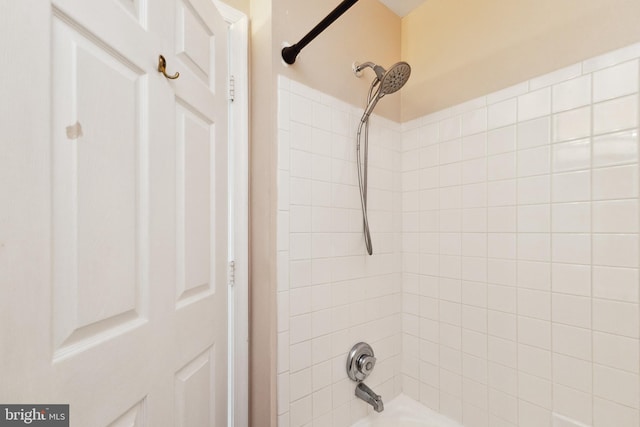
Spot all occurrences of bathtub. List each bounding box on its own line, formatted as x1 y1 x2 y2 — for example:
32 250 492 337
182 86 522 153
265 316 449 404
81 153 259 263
351 394 463 427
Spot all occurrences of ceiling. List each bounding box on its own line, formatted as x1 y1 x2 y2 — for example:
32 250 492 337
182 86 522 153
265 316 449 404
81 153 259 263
378 0 428 17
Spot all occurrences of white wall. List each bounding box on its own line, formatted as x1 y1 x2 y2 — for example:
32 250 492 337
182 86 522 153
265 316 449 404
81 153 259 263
401 42 640 427
276 76 404 427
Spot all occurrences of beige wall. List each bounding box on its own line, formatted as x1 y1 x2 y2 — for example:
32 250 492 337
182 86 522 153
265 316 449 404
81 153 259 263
223 0 249 15
275 0 402 121
248 1 400 426
402 0 640 120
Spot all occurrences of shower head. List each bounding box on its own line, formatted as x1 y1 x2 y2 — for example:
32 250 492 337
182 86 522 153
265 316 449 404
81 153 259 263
354 61 412 96
354 61 411 122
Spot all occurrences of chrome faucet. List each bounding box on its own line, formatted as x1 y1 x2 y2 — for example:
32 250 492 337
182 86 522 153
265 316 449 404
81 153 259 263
355 382 384 412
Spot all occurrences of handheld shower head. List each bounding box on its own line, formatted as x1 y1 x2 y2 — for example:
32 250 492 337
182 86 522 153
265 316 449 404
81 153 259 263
379 62 411 95
354 61 412 96
353 60 411 255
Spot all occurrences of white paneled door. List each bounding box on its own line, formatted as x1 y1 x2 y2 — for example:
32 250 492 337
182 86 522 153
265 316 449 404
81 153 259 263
1 0 230 425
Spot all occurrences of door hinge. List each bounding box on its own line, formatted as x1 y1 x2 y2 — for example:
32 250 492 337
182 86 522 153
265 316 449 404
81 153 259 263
229 75 235 102
228 260 236 287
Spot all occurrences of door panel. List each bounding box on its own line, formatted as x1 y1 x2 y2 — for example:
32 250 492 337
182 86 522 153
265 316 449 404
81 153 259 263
175 346 216 426
51 15 148 356
176 101 215 305
0 0 230 424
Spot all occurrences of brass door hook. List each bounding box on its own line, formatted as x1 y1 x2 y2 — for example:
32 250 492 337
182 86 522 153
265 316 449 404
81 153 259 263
158 55 180 79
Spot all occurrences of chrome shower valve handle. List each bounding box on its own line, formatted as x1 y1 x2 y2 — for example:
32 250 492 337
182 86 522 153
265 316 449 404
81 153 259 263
347 342 377 382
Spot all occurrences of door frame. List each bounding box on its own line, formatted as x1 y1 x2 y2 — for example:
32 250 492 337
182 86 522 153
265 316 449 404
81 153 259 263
212 2 249 427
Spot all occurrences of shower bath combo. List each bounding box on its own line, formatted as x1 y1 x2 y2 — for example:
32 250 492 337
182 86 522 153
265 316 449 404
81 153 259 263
279 0 412 414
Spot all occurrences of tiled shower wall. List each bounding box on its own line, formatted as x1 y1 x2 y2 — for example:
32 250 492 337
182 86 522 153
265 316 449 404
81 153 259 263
276 76 403 427
277 43 640 427
401 44 640 427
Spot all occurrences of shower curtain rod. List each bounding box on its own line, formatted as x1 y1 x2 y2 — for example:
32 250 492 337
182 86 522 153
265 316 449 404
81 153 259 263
281 0 360 65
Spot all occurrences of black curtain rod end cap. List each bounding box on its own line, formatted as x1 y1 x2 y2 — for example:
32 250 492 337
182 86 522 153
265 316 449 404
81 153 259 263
282 45 300 65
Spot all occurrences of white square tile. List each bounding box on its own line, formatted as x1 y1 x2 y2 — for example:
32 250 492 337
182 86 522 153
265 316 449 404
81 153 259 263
593 364 640 408
518 87 551 121
517 175 551 204
551 263 591 296
419 145 439 168
517 145 550 177
291 149 313 178
517 260 551 291
552 202 590 233
462 133 487 160
290 177 312 206
552 323 591 360
552 293 591 328
488 284 516 313
553 106 591 143
518 205 550 232
289 340 312 372
592 130 638 167
593 298 639 338
312 128 332 157
553 353 592 392
311 154 332 182
462 158 487 184
488 98 517 129
593 59 639 102
552 233 590 265
488 336 518 368
518 233 551 262
462 208 487 233
487 206 516 232
593 95 638 135
488 180 517 206
593 331 640 373
439 139 463 165
462 183 487 208
488 362 517 394
290 287 312 317
593 397 640 427
487 152 516 181
592 266 639 302
289 395 312 426
440 116 462 142
488 310 516 340
462 108 487 136
518 116 551 149
290 313 312 344
592 200 639 233
592 165 638 200
290 93 313 125
518 288 551 320
552 170 590 202
517 372 552 409
552 138 591 172
487 126 516 154
487 259 516 286
488 233 516 260
592 234 639 268
553 74 591 113
518 317 551 349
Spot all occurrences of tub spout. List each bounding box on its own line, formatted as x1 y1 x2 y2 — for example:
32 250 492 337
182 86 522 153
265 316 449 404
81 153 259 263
355 382 384 412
